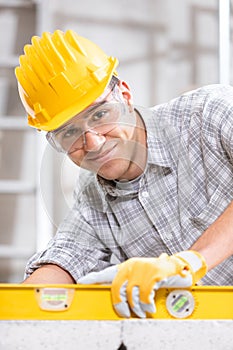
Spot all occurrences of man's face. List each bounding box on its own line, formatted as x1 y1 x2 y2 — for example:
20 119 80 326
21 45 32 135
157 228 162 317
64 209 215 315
47 80 147 181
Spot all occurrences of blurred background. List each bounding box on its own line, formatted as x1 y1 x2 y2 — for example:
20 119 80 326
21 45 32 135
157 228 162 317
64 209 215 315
0 0 231 282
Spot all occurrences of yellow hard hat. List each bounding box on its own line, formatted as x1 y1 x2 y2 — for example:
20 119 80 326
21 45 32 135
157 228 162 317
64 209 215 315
15 29 118 131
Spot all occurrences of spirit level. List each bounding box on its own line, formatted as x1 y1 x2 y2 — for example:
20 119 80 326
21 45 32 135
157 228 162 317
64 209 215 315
0 284 232 320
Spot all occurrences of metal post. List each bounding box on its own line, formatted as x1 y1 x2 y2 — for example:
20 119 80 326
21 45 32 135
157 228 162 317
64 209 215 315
219 0 231 84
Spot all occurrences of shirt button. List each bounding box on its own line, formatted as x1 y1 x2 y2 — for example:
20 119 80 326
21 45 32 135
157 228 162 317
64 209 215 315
141 191 149 198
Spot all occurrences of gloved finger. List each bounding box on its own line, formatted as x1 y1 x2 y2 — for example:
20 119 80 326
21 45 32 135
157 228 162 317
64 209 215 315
113 281 131 318
131 286 146 318
78 265 118 284
130 285 156 317
140 288 156 314
153 279 165 290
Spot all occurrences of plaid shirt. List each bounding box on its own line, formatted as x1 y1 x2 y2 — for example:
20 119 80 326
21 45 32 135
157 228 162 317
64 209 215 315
26 84 233 285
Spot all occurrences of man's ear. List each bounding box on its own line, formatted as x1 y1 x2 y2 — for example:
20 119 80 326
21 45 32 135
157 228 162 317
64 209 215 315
118 80 133 105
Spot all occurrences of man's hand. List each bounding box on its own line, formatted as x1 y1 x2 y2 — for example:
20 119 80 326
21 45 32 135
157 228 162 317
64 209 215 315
78 250 207 318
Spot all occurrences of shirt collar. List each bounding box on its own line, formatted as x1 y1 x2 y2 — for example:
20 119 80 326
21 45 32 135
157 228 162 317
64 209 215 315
136 106 174 169
97 175 141 198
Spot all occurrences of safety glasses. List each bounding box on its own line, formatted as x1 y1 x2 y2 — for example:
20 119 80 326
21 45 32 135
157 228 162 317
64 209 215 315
46 79 128 154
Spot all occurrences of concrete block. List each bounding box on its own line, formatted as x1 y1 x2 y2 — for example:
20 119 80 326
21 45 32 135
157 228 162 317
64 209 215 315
122 320 233 350
0 321 122 350
1 320 233 350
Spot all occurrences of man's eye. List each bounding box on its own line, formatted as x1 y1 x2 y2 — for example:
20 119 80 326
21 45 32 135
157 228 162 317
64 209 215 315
92 110 108 121
62 127 80 139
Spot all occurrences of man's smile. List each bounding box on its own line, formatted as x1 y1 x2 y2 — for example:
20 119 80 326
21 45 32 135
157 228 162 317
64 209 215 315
85 142 118 162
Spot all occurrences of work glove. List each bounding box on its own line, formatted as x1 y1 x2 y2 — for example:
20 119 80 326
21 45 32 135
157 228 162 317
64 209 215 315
78 250 207 318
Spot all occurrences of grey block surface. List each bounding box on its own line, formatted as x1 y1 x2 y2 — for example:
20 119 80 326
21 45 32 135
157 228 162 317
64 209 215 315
123 320 233 350
0 320 233 350
0 321 122 350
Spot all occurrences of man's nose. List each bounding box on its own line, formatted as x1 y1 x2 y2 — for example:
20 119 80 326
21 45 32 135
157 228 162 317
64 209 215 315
83 130 106 152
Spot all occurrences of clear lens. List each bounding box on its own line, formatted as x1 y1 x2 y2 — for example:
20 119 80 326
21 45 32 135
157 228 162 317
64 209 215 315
46 100 127 153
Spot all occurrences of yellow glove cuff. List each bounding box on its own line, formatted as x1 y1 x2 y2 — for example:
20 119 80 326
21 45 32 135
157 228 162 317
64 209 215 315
175 250 207 284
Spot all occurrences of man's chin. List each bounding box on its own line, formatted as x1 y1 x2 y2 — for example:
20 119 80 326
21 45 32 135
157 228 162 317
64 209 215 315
72 157 131 180
97 167 124 181
96 160 130 181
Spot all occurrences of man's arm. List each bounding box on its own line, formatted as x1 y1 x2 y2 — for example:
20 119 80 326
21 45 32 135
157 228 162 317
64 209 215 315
191 200 233 270
22 264 75 284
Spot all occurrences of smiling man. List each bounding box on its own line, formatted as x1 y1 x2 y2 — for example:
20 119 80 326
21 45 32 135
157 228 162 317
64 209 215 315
52 77 147 180
15 29 233 318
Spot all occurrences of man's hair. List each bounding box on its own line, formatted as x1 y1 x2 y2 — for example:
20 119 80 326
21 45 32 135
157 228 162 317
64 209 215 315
109 75 120 90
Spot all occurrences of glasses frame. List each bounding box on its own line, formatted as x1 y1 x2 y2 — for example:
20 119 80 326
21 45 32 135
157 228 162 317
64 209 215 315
46 76 121 153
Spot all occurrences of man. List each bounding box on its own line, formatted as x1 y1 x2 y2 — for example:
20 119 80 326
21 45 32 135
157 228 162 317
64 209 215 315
15 29 232 318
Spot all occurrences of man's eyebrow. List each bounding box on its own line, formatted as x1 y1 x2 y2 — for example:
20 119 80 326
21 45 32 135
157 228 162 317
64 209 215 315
76 100 106 121
53 99 107 133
